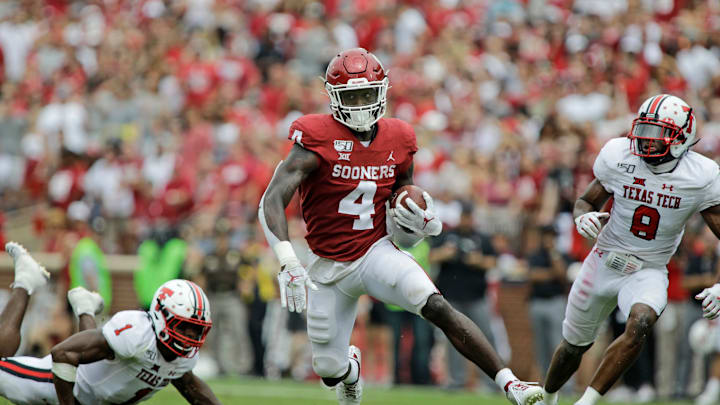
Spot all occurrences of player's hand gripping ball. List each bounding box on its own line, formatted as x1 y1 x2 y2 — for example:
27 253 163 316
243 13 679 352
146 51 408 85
388 185 442 237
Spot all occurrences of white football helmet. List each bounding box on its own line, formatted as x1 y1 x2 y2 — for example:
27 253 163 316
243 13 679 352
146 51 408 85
689 318 718 355
629 94 697 164
149 279 212 358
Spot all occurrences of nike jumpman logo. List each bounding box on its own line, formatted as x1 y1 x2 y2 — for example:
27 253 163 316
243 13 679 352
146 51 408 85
387 151 395 161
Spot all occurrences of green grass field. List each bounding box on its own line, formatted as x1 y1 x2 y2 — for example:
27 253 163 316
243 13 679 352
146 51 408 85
0 377 696 404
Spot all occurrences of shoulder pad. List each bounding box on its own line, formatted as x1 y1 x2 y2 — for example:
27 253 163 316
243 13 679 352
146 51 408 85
288 114 335 150
102 311 155 359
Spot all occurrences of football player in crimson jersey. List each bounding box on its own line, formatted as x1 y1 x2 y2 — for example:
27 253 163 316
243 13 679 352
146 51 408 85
259 48 543 405
540 94 720 405
0 242 221 405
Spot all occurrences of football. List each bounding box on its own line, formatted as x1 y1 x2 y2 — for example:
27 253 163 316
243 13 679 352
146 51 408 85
391 184 427 211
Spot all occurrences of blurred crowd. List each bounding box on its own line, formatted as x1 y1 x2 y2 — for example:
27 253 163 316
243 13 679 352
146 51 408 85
2 0 720 401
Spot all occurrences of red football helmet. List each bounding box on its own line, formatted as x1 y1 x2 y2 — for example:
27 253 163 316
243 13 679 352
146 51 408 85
325 48 389 132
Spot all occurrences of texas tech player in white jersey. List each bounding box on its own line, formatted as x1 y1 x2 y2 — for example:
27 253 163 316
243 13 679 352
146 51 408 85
540 94 720 405
594 136 720 266
74 310 197 404
0 246 220 405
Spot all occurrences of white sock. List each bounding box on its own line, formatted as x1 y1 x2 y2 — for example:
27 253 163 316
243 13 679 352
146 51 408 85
543 389 558 405
704 378 720 399
342 359 359 384
575 387 602 405
494 368 517 392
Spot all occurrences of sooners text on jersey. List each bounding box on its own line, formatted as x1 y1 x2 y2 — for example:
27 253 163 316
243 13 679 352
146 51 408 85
289 114 417 261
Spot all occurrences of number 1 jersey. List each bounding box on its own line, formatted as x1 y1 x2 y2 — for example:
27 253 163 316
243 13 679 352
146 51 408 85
74 310 197 404
289 114 417 262
594 137 720 266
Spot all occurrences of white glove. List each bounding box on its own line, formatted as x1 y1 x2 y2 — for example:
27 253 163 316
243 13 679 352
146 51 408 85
574 212 610 239
273 241 317 313
696 284 720 319
385 200 423 248
393 191 442 237
277 258 318 314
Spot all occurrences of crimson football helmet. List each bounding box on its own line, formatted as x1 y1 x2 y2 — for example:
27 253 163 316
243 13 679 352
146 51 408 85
325 48 388 132
149 279 212 358
629 94 697 165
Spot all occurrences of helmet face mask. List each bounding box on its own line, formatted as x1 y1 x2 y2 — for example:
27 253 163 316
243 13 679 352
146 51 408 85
159 307 212 357
629 94 696 165
325 49 388 132
630 117 682 159
150 280 212 358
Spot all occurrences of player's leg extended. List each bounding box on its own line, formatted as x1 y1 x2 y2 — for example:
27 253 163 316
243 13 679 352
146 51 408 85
0 243 50 357
361 240 541 404
306 277 361 398
67 286 104 331
575 268 666 405
0 355 58 404
696 353 720 405
582 304 657 396
543 250 619 405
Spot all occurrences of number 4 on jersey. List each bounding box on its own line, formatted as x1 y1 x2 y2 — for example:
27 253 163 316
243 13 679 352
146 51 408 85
339 181 377 230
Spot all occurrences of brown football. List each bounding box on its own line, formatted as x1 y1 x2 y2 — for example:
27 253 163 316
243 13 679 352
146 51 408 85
391 184 427 211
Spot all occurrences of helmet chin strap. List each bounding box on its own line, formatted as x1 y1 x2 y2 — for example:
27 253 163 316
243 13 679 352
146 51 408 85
643 154 681 174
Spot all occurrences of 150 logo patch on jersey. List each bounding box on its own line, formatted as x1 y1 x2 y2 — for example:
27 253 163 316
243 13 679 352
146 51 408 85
334 140 354 152
618 163 636 173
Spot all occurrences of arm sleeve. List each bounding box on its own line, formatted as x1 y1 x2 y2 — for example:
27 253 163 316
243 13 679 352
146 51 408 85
288 120 323 155
699 170 720 212
101 312 153 359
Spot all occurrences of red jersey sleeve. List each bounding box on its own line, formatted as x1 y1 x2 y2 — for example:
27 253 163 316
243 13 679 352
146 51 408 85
288 115 331 156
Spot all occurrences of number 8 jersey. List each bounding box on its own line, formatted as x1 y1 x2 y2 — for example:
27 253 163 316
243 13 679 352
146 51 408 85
594 137 720 266
288 114 417 262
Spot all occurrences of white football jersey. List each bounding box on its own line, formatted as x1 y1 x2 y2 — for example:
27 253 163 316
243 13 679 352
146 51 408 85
594 137 720 266
73 310 197 405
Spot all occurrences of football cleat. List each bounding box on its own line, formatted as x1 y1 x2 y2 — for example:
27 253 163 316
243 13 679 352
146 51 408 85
336 345 363 405
695 387 720 405
6 242 49 295
68 286 104 317
506 381 544 405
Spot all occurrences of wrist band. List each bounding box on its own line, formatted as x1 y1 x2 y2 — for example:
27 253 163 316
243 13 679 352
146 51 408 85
52 362 78 382
273 241 299 268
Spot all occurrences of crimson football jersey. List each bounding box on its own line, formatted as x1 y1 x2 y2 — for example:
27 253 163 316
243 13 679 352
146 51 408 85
289 114 417 261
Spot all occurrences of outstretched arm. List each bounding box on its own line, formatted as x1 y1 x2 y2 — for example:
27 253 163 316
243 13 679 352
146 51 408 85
694 204 720 319
258 144 319 313
172 371 222 405
50 330 114 405
259 144 319 243
702 204 720 284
